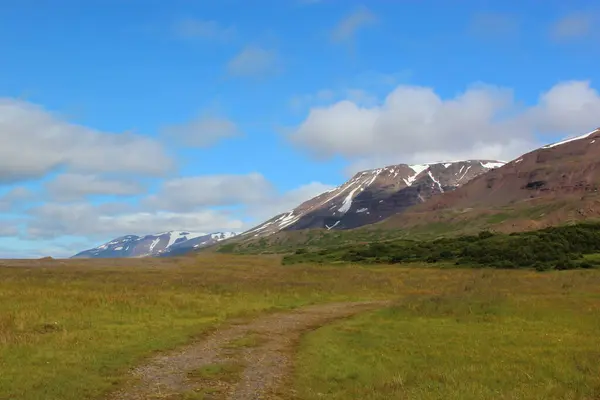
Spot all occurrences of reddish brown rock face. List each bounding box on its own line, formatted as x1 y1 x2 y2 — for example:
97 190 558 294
379 128 600 232
414 129 600 211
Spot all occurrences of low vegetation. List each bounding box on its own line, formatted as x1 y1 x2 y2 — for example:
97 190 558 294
187 361 244 383
2 248 600 399
0 255 400 400
283 222 600 270
292 268 600 399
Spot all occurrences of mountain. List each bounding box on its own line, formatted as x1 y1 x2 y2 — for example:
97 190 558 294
381 128 600 232
242 160 504 238
71 231 237 258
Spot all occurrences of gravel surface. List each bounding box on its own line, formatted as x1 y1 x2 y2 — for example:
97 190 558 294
107 301 388 400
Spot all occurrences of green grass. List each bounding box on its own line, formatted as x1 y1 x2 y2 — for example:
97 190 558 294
187 362 244 383
0 255 401 400
4 255 600 400
292 269 600 399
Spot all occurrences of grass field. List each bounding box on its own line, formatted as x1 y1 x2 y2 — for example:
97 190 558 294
292 268 600 400
1 255 599 399
0 254 400 400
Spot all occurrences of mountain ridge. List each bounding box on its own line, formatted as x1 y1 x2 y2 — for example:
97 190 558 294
378 127 600 233
241 159 505 238
71 231 237 258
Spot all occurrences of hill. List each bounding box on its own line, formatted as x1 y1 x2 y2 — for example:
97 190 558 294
71 231 237 258
380 128 600 233
243 160 503 238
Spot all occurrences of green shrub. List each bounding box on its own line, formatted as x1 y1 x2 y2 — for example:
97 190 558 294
282 222 600 271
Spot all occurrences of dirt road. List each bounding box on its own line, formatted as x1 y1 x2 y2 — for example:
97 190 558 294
108 301 387 399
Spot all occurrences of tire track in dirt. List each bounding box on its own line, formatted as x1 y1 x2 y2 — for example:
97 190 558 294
107 301 388 400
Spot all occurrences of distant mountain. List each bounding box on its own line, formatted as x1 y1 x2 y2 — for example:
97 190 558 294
241 159 504 238
382 127 600 232
71 231 237 258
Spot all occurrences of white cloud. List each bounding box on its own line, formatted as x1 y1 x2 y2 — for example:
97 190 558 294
144 173 275 212
162 114 240 147
331 6 377 42
289 80 600 168
23 175 333 240
551 12 593 40
246 181 335 222
525 80 600 133
227 45 278 77
0 98 173 183
45 173 147 201
174 18 235 41
26 202 244 240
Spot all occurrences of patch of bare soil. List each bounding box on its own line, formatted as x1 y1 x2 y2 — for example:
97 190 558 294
107 301 388 400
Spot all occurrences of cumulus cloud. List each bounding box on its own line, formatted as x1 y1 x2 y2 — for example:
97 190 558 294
45 173 147 201
174 18 235 41
0 98 172 183
162 114 240 147
289 80 600 169
227 45 278 77
26 202 245 239
551 12 593 40
246 181 335 223
144 173 275 212
331 6 377 42
23 175 333 240
525 80 600 133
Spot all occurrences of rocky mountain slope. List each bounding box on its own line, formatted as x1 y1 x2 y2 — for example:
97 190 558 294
381 128 600 232
71 231 237 258
242 160 504 238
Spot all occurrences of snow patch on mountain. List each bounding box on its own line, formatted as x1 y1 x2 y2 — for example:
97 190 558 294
457 165 472 182
241 159 504 238
149 237 161 252
481 161 505 169
407 164 429 185
542 128 600 149
428 170 444 192
338 186 360 213
71 231 238 259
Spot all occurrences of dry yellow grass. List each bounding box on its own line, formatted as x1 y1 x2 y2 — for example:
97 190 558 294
2 255 599 399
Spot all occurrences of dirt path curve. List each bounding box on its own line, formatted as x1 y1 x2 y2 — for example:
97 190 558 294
107 301 388 400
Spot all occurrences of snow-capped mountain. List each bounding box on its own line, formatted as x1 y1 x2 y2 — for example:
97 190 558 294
242 160 505 237
71 231 237 258
391 128 600 230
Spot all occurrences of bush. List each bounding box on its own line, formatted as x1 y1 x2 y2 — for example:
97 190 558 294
281 222 600 271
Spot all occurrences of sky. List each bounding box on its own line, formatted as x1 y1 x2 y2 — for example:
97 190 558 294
1 0 600 258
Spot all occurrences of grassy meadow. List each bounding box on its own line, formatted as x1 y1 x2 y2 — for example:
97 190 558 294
1 254 599 399
0 254 399 400
292 268 600 400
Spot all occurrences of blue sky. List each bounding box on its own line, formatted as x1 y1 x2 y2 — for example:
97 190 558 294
1 0 599 257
